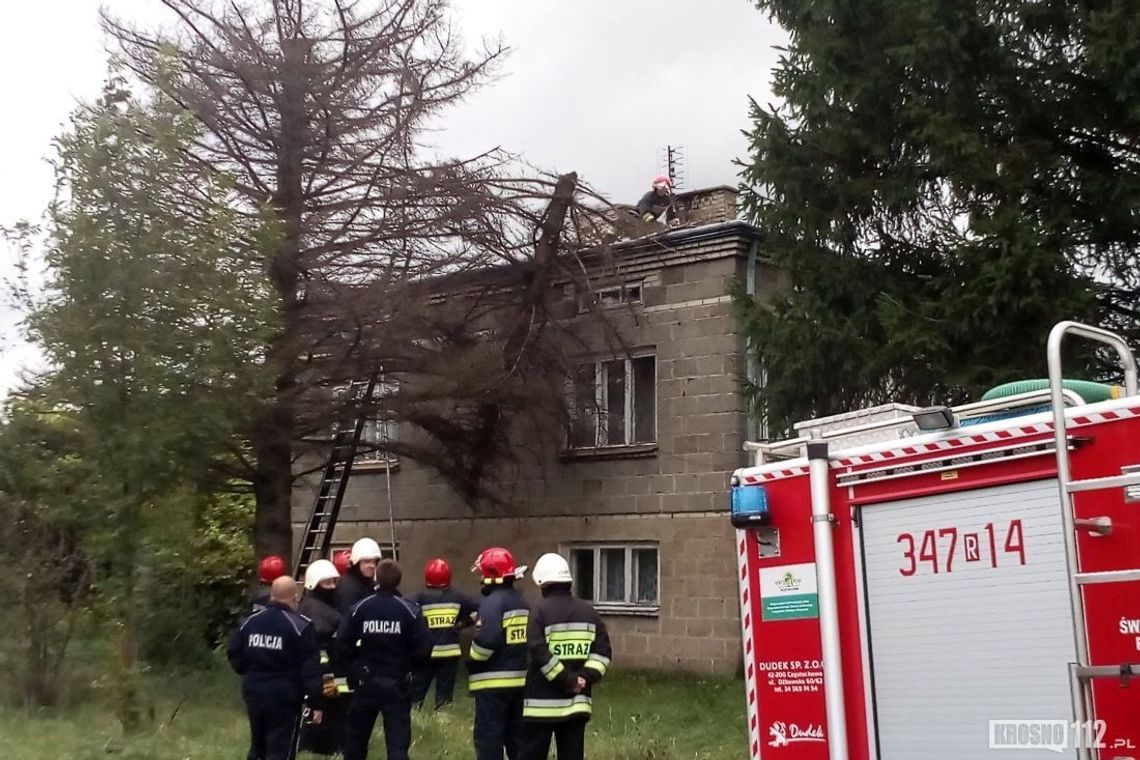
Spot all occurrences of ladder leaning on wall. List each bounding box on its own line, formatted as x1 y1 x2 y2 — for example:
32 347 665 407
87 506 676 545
293 375 377 579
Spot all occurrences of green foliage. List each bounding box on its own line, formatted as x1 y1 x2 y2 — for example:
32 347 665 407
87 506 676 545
0 402 96 707
138 491 254 668
21 72 276 727
738 0 1140 434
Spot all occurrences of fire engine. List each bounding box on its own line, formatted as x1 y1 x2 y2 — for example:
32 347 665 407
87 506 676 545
730 322 1140 760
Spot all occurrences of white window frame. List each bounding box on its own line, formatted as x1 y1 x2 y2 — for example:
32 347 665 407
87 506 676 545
564 542 660 616
577 280 644 313
567 353 657 449
356 414 398 465
334 381 399 466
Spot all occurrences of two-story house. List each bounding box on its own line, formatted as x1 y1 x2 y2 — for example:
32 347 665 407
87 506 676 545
291 187 783 675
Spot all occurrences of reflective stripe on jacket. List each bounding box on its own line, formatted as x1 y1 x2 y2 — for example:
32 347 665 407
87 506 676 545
523 588 612 721
467 585 530 691
410 587 478 659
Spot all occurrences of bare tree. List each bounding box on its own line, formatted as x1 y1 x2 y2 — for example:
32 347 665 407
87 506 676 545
104 1 643 561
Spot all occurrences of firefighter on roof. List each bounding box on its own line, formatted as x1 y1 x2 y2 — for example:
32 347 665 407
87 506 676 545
297 559 347 756
635 174 677 224
335 559 432 760
252 554 287 613
468 547 531 760
228 575 325 760
410 557 479 710
335 537 383 616
520 553 612 760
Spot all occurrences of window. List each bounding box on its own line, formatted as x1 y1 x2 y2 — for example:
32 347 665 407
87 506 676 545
568 355 656 448
578 281 643 312
334 381 398 465
567 544 659 613
356 415 398 465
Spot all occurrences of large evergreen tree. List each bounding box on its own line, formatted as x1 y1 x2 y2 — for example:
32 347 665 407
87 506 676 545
738 0 1140 435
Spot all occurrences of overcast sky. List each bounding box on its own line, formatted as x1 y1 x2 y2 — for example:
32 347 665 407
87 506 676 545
0 0 786 396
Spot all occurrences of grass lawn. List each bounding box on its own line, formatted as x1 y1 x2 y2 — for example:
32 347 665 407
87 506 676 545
0 663 747 759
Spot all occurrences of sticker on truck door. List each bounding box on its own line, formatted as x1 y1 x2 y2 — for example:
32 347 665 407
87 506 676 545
760 563 819 621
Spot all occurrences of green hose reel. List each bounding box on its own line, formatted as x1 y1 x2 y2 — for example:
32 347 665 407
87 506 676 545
980 379 1121 404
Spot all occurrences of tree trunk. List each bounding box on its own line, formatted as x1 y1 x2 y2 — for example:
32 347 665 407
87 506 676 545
252 408 298 563
251 36 308 567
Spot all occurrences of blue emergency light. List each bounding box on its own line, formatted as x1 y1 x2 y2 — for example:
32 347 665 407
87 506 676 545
730 476 771 528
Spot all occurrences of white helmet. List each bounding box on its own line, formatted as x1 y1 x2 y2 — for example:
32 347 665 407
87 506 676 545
532 553 573 587
350 537 383 565
304 559 340 590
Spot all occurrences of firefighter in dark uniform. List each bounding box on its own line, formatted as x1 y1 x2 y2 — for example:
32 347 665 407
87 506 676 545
634 175 677 224
468 547 531 760
335 538 382 616
251 555 287 613
227 575 325 760
297 560 346 756
410 557 478 710
519 553 612 760
336 559 432 760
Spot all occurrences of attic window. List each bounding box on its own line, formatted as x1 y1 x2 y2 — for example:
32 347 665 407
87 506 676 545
579 281 643 312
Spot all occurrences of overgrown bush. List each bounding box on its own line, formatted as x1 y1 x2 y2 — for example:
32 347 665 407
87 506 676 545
138 491 253 668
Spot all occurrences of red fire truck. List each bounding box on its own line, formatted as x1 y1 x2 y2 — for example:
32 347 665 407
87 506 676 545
730 322 1140 760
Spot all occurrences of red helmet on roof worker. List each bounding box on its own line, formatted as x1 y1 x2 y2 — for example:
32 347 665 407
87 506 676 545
424 557 452 588
258 555 287 584
471 547 518 585
652 174 672 190
332 549 352 575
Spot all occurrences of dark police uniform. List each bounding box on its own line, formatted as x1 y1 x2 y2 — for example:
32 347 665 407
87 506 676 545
467 584 530 760
520 587 612 760
409 586 478 710
296 587 346 755
335 590 432 760
227 601 324 760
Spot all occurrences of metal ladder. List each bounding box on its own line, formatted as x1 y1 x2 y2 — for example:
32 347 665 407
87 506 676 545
294 375 377 579
1048 322 1140 760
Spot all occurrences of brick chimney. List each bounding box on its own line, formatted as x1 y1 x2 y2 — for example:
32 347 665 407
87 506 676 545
576 185 741 246
671 185 739 225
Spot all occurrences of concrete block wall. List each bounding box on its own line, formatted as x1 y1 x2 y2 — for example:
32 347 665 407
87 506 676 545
322 511 743 676
292 223 773 674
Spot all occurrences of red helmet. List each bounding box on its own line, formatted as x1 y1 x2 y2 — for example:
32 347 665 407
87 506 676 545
471 547 517 585
652 174 672 189
424 558 452 588
332 550 352 576
258 555 287 584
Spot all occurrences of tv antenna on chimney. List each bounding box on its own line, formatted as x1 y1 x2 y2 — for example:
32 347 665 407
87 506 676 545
657 145 686 190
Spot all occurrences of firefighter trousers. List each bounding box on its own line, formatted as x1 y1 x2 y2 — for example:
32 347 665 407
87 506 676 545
413 657 459 710
473 690 524 760
244 698 302 760
520 717 587 760
342 679 412 760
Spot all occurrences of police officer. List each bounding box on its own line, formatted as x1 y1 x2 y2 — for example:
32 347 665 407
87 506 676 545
410 557 478 710
252 555 287 613
520 553 612 760
336 538 383 616
297 560 346 756
468 547 530 760
228 575 324 760
336 559 432 760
